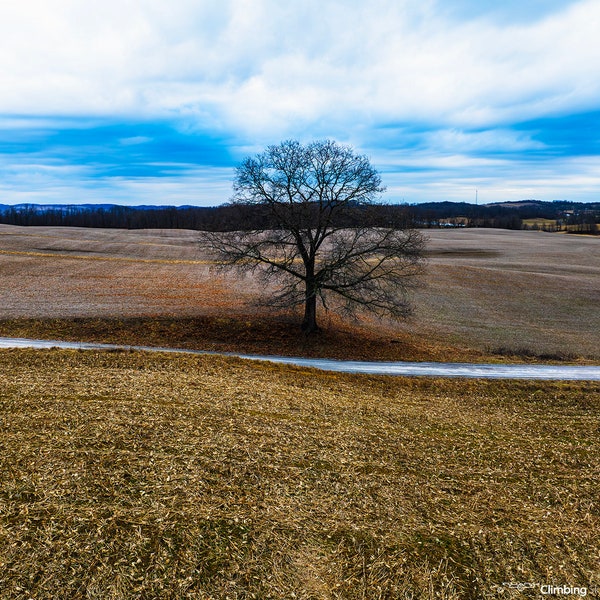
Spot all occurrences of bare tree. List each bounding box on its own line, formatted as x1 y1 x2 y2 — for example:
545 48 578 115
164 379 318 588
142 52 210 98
200 140 425 333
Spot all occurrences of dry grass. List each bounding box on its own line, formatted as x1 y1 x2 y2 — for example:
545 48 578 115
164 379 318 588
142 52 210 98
1 225 598 598
0 314 490 363
0 225 252 320
1 348 599 598
521 219 558 228
0 224 599 362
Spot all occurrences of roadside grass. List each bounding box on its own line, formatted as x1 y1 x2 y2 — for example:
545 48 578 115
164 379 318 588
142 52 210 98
1 314 595 365
1 349 599 598
490 345 579 362
0 314 556 364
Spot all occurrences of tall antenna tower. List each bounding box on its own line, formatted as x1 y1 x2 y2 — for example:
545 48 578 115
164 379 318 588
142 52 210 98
475 189 478 205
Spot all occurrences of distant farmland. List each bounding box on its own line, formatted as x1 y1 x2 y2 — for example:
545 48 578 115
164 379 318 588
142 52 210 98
415 229 599 360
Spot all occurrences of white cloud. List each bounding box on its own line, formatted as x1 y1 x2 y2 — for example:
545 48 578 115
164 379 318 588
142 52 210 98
0 156 234 206
380 152 600 203
1 0 599 206
425 129 546 153
1 0 598 136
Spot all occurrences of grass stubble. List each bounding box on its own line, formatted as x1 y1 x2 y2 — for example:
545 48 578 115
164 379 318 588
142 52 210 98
1 349 598 599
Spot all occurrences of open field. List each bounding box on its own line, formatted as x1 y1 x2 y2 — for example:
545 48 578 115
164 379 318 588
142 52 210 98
1 226 599 597
414 229 599 360
1 349 599 598
0 225 252 319
521 218 558 227
0 224 598 360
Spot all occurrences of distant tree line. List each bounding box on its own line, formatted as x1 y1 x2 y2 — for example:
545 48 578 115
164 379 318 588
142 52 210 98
0 200 598 232
0 203 416 230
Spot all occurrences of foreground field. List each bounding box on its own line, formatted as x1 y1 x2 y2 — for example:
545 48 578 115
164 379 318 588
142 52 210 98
1 349 598 598
0 225 598 361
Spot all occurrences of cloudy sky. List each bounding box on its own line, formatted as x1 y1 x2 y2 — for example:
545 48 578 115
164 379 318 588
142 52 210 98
1 0 599 206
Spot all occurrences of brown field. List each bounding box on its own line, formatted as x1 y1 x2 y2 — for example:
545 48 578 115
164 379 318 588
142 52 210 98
1 225 599 598
414 229 599 360
0 224 598 361
521 218 558 228
1 349 599 598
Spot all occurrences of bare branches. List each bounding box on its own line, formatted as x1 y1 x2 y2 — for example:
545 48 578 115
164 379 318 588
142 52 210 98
199 140 425 332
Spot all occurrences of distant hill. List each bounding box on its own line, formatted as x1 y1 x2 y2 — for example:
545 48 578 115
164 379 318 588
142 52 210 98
0 203 196 212
488 199 599 211
488 199 550 207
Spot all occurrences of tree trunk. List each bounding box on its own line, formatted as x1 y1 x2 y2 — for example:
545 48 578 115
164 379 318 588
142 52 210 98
301 286 319 333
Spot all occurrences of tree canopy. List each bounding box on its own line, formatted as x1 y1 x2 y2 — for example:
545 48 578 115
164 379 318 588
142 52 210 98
200 140 425 333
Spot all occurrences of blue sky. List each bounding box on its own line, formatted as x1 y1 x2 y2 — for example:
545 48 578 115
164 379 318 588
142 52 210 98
1 0 599 206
